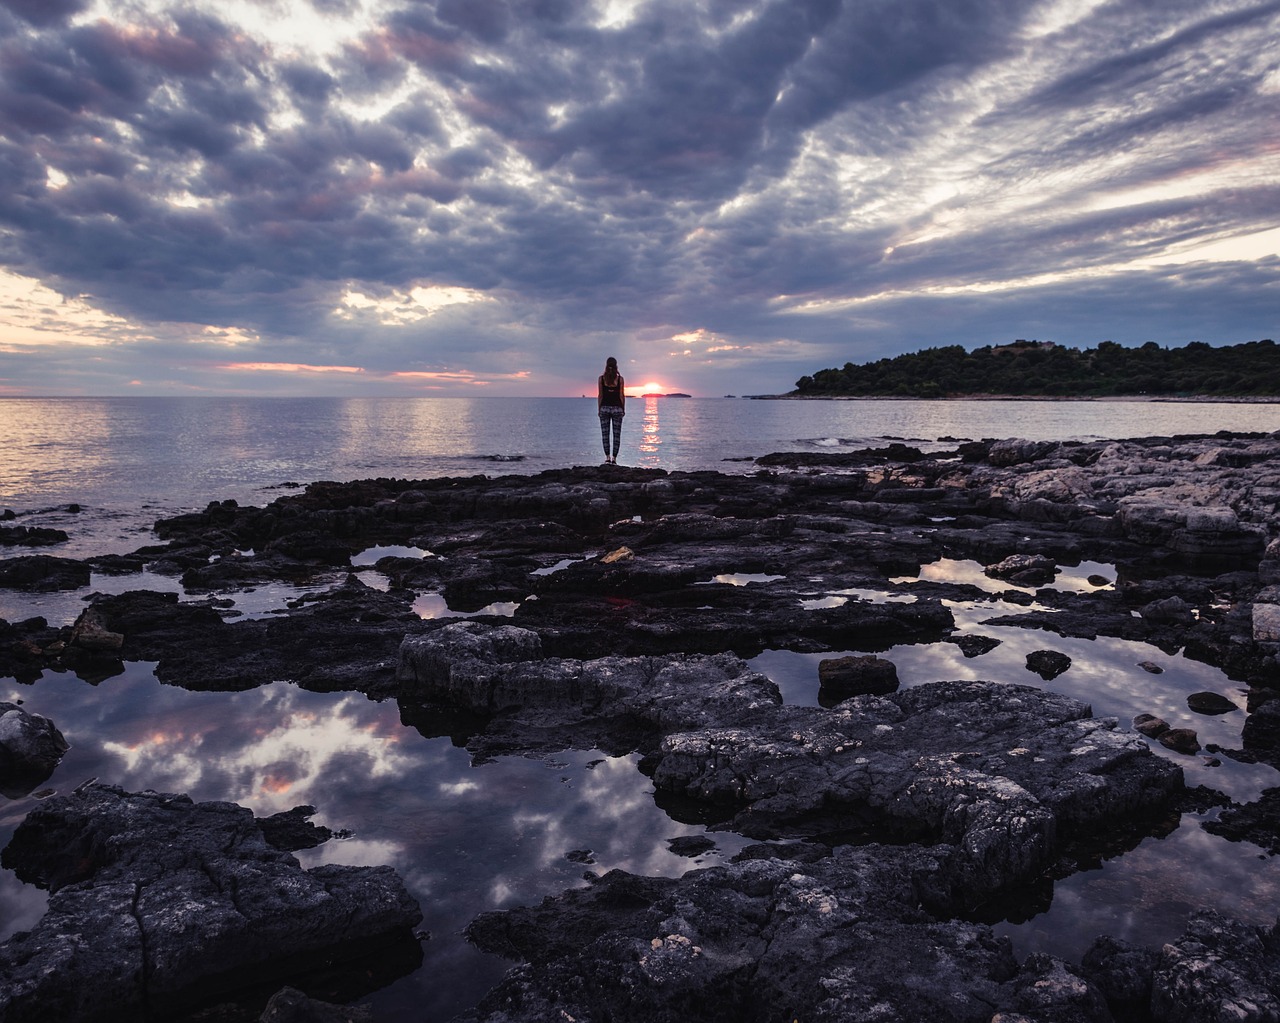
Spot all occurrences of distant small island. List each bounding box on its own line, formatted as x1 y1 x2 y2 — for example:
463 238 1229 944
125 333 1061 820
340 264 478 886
641 392 691 398
791 339 1280 398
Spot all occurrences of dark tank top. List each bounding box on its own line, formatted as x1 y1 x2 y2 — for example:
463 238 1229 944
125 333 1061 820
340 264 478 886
600 376 623 406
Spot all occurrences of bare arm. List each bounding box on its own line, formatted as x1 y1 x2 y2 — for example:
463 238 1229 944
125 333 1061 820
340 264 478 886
619 376 625 412
597 375 604 411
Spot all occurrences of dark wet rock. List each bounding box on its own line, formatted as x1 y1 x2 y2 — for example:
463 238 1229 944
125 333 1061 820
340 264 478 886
86 552 146 575
258 804 340 851
1187 691 1239 715
1026 649 1072 680
986 553 1058 586
72 582 418 695
565 849 595 864
0 616 67 684
0 784 422 1023
1202 787 1280 855
1137 660 1164 673
952 633 1003 657
0 525 69 547
1080 935 1159 1010
0 554 90 591
816 653 899 698
1151 910 1280 1022
1140 595 1196 623
1245 699 1280 762
1133 714 1170 738
0 702 69 798
259 985 374 1023
652 680 1181 890
460 843 1117 1023
396 621 781 758
666 835 716 857
1158 727 1201 755
1087 573 1112 587
68 606 124 652
988 438 1061 466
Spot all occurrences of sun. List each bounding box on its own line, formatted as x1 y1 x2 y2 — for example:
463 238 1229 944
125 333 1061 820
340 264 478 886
631 380 666 396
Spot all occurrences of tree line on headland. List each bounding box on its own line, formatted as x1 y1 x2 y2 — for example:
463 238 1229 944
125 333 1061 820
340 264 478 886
791 339 1280 398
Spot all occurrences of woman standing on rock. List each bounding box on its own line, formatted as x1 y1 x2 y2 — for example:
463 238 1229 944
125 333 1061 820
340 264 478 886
597 356 626 464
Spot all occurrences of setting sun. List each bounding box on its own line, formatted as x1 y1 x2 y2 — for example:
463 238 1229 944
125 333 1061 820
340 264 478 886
630 380 666 396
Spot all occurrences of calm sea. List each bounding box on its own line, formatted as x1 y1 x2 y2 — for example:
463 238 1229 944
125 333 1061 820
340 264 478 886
3 395 1280 1019
3 395 1278 552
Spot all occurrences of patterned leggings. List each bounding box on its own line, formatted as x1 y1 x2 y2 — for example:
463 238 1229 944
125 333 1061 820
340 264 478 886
599 406 624 457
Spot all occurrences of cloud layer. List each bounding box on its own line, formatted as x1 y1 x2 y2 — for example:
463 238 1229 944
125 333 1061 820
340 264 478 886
0 0 1277 395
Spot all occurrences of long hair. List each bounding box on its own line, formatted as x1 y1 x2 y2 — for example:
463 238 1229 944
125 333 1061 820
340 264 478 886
602 357 620 384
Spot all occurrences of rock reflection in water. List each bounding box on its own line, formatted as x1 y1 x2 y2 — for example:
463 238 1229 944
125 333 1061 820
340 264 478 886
0 661 746 1019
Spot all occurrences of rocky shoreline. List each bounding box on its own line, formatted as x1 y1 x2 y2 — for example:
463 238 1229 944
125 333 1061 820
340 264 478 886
4 431 1280 1020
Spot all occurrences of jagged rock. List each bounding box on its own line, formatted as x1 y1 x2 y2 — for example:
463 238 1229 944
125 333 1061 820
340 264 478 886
988 438 1059 466
397 622 782 757
0 784 422 1022
1026 649 1072 680
1202 788 1280 855
816 653 899 698
1080 935 1159 1009
259 986 374 1022
1245 700 1280 761
1254 603 1280 642
1133 714 1170 738
1140 595 1195 624
651 680 1181 898
1158 728 1201 755
459 842 1127 1023
953 634 1003 657
257 805 340 851
1151 911 1280 1022
68 607 124 652
0 525 69 547
1261 538 1280 585
986 553 1058 586
0 555 90 591
1137 660 1164 674
1000 952 1110 1022
1187 691 1238 715
0 703 69 798
666 836 715 857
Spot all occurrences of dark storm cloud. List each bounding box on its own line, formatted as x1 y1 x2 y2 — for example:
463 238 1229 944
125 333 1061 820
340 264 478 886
0 0 89 27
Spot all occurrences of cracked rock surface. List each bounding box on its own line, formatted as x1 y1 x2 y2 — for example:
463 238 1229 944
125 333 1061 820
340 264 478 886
0 784 422 1023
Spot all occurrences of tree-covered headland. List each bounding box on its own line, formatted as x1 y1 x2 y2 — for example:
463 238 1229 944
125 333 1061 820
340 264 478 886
792 339 1280 398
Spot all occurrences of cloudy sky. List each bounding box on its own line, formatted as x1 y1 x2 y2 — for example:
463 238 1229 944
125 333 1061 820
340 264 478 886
0 0 1277 398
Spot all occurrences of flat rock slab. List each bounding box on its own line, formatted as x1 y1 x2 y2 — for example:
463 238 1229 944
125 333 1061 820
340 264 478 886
0 784 422 1022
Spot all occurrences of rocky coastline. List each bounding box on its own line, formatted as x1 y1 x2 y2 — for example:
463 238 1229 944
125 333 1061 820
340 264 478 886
4 430 1280 1020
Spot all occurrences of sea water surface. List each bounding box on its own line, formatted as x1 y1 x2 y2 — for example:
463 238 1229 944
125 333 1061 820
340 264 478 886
3 395 1280 1017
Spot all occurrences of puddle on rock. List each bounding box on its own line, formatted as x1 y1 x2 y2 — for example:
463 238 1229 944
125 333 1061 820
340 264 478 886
352 545 433 566
413 593 521 619
893 557 1117 595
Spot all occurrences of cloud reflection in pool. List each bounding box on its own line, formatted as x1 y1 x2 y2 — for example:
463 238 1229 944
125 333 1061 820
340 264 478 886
0 661 749 1019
